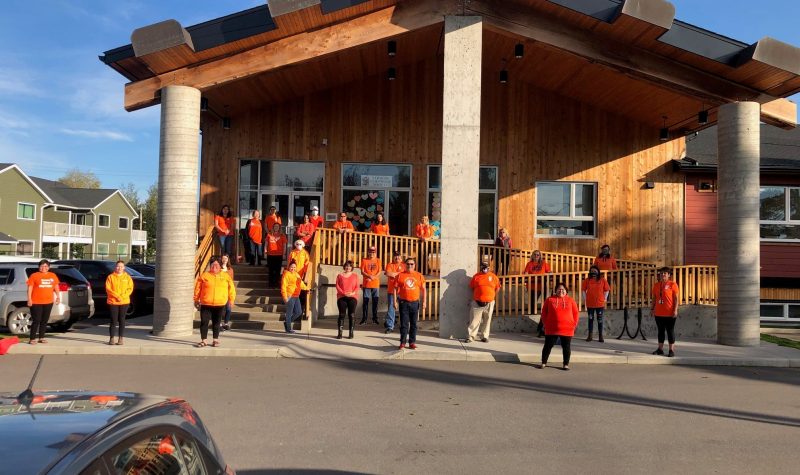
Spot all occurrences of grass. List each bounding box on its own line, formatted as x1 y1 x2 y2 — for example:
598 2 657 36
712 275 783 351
761 333 800 351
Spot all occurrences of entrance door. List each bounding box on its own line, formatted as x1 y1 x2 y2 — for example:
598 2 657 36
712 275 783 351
290 194 322 227
260 193 290 232
260 192 323 234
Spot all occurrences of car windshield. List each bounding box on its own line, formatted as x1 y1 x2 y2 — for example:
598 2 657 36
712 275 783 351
93 261 145 277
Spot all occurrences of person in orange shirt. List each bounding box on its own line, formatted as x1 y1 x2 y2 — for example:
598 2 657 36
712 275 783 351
264 206 282 235
295 214 316 247
220 254 235 331
281 260 310 334
539 282 580 370
524 250 551 336
415 215 433 240
26 259 60 344
265 223 287 288
581 265 610 343
105 260 134 345
593 244 618 271
333 212 354 263
309 206 324 229
651 267 680 357
393 258 426 350
288 240 311 318
359 246 381 325
466 262 501 343
214 204 235 256
194 256 236 348
371 212 389 236
383 250 406 333
246 210 263 266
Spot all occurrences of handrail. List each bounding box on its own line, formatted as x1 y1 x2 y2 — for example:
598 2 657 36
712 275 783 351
477 245 657 275
304 231 322 327
194 225 216 279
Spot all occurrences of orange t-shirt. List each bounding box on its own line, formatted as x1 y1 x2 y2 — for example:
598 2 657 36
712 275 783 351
385 262 406 293
524 260 551 291
372 223 389 235
415 223 433 239
27 272 60 305
266 233 287 256
395 270 425 302
215 215 234 236
265 214 282 233
247 218 263 244
333 220 354 231
295 223 316 245
652 280 680 317
310 215 324 229
593 256 618 271
581 278 611 308
360 258 381 289
470 272 501 303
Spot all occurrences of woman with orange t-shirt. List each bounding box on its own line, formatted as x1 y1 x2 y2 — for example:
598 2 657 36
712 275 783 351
26 259 60 344
540 282 580 370
581 265 610 343
524 250 551 336
651 267 680 357
295 214 316 246
215 204 235 257
105 260 134 345
593 244 618 271
415 216 433 240
266 223 288 288
371 213 389 236
335 260 359 339
264 206 282 235
246 210 263 266
220 254 235 331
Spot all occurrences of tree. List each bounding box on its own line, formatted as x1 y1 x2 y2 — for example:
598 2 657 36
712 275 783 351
143 183 158 261
58 169 101 189
120 182 141 210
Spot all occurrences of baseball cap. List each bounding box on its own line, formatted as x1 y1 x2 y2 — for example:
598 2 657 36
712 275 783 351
311 206 319 210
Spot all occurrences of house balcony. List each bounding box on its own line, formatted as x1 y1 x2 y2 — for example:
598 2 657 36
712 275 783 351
132 229 148 246
42 221 92 244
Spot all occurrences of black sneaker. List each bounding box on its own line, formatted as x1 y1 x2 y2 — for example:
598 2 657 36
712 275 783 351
384 328 393 334
652 348 664 355
667 350 675 358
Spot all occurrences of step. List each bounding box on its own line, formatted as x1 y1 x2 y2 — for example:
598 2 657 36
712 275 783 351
236 288 282 297
234 295 284 305
193 320 300 331
234 278 270 287
230 311 284 321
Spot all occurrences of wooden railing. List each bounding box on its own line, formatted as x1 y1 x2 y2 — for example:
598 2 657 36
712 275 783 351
477 245 657 275
305 232 322 327
194 226 216 279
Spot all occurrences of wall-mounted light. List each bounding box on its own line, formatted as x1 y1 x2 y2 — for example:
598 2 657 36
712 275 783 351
659 115 669 141
388 40 396 57
222 117 231 130
644 181 656 189
388 67 396 81
515 43 524 59
499 69 508 84
200 97 209 112
698 109 709 125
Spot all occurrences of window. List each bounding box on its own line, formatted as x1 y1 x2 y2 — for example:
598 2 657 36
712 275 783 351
97 243 109 257
110 432 188 475
17 240 34 256
119 217 129 229
427 165 498 240
760 186 800 241
98 214 110 227
117 243 128 258
341 163 412 235
536 182 597 237
17 202 35 220
760 302 800 321
0 268 14 286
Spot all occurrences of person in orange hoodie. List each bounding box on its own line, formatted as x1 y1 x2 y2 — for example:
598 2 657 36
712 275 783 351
651 267 680 357
194 257 236 348
288 240 311 317
466 262 501 343
539 282 580 370
220 254 235 331
105 260 134 345
581 265 611 343
359 246 381 325
281 260 310 334
26 259 60 344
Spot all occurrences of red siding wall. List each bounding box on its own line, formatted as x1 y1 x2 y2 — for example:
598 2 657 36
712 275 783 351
684 174 800 278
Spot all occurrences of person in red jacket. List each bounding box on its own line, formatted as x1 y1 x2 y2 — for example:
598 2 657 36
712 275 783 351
651 267 680 357
581 265 611 343
466 262 501 343
539 282 580 370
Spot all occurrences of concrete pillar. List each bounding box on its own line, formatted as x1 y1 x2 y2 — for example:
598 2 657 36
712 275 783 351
717 102 761 346
439 16 482 339
152 85 201 337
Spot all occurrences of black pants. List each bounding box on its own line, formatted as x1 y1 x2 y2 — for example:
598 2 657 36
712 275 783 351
542 335 572 365
497 250 509 276
399 299 420 344
200 305 225 340
337 297 357 329
109 304 128 338
267 255 283 287
655 316 677 344
30 303 53 340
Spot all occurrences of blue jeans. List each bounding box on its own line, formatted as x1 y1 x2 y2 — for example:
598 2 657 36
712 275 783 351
399 299 420 344
587 308 604 334
218 235 233 256
224 302 232 324
362 288 379 322
386 294 397 330
285 297 302 332
248 239 263 265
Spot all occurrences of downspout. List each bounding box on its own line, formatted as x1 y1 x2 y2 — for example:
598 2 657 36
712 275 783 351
90 209 97 258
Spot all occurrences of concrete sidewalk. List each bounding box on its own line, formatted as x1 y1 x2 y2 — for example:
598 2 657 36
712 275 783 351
4 316 799 367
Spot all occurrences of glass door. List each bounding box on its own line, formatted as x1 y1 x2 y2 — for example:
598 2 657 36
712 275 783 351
261 193 290 233
290 193 322 227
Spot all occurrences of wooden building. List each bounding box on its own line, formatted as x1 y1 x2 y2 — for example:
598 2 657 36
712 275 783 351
100 0 800 342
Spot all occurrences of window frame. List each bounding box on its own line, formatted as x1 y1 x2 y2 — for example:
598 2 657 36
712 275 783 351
17 202 36 221
760 301 800 321
97 242 109 257
17 240 35 257
98 214 111 228
427 165 498 242
118 216 129 230
759 185 800 243
340 162 413 235
117 243 128 258
535 181 598 239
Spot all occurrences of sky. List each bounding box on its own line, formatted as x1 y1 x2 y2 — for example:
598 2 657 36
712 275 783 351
1 0 799 201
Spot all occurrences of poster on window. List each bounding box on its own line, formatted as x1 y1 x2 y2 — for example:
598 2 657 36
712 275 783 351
360 175 393 188
344 190 385 231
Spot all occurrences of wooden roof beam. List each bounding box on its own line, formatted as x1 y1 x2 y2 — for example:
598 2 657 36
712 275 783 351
124 0 451 111
761 98 797 129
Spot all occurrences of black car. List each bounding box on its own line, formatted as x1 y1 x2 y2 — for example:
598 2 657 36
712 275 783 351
126 262 156 278
56 260 155 317
0 390 234 474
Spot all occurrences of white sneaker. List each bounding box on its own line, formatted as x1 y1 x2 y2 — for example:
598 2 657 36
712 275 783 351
465 337 474 343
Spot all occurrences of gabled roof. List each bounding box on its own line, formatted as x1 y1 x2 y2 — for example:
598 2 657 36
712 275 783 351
676 124 800 173
0 231 18 243
30 177 117 210
0 163 53 202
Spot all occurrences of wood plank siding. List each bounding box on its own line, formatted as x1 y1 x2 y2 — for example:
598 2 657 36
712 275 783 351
199 54 686 266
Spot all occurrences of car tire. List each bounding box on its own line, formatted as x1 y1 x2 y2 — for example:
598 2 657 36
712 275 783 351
6 307 32 336
52 316 78 333
125 299 137 318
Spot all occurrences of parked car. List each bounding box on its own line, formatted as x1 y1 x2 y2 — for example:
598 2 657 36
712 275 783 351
0 390 234 474
0 262 95 335
56 260 155 318
126 262 156 277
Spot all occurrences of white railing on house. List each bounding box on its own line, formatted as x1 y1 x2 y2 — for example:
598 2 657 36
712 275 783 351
132 229 148 243
43 221 92 239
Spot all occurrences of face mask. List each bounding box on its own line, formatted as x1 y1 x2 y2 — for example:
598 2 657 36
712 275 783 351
590 273 599 278
481 268 489 274
312 210 318 215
